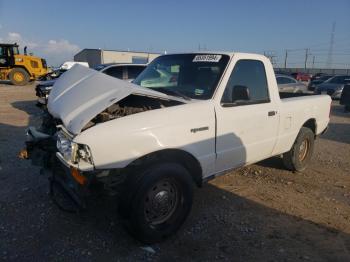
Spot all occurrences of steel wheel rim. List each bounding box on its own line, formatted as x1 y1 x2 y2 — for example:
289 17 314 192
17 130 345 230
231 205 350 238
144 179 179 225
14 72 24 82
298 138 309 161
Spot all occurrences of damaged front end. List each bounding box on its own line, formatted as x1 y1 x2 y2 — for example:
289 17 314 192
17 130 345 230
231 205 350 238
19 112 58 168
19 113 91 212
20 65 188 212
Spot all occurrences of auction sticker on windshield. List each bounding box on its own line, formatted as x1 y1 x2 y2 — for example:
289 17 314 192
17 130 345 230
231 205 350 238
193 54 222 62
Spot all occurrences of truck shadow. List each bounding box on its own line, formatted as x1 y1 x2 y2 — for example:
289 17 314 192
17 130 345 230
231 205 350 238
320 122 350 145
1 98 349 261
330 101 350 118
62 182 350 261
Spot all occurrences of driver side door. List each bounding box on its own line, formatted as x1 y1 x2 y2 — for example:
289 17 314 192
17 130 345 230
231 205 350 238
215 59 279 172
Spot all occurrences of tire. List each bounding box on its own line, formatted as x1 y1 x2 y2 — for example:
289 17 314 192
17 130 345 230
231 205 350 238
282 127 314 172
119 162 193 243
9 68 30 86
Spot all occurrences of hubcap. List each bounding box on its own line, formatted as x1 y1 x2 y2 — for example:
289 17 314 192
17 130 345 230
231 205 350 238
144 179 179 225
298 139 309 161
14 72 24 82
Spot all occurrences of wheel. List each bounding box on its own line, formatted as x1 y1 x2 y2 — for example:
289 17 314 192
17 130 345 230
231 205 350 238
119 163 193 243
9 68 30 85
282 127 314 172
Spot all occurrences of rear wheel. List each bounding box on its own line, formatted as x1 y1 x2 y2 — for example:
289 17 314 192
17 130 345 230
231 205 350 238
9 68 30 85
119 163 193 243
283 127 314 172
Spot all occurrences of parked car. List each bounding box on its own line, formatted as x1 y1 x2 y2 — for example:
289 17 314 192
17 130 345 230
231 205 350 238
310 73 326 81
23 52 331 243
276 74 307 93
35 63 147 105
291 72 312 82
308 74 333 91
38 61 89 81
60 61 89 71
274 70 291 76
340 84 350 112
314 75 350 99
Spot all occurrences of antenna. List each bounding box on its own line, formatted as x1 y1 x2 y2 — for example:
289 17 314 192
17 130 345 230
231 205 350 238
326 22 336 68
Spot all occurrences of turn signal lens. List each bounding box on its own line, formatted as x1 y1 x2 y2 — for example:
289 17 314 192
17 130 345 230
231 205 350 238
70 167 86 185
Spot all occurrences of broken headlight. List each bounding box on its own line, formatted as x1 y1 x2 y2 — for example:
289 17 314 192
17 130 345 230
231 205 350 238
56 131 93 164
76 144 93 164
57 131 77 162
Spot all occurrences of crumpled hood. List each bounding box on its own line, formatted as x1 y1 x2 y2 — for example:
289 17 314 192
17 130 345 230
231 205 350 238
47 64 185 135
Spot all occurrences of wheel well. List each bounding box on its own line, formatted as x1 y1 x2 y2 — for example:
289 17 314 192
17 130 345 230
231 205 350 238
127 149 203 187
302 119 316 135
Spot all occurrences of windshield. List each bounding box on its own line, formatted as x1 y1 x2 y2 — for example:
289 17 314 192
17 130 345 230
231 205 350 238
319 75 332 81
325 76 349 84
133 54 230 100
93 64 109 71
13 46 20 55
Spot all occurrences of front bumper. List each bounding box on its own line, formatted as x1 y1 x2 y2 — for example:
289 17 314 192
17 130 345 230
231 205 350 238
50 157 92 211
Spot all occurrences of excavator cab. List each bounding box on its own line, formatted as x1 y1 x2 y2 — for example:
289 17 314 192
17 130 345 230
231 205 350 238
0 43 17 67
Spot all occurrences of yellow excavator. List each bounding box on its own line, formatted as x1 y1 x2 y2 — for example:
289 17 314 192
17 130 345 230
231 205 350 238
0 43 48 85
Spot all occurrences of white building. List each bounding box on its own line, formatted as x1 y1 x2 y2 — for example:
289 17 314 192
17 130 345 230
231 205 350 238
74 49 160 67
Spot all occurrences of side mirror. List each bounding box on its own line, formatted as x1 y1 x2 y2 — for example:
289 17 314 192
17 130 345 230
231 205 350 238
232 85 250 102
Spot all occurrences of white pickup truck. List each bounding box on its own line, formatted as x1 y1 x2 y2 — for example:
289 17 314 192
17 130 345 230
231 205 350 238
25 52 331 243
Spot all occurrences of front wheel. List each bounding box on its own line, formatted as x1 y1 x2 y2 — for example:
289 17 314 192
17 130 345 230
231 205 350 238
283 127 315 172
9 68 30 85
120 163 193 243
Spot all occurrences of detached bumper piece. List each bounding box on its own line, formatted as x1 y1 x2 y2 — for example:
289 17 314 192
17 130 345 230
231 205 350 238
19 127 56 167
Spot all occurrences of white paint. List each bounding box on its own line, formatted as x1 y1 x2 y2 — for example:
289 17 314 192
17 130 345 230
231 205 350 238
53 52 331 179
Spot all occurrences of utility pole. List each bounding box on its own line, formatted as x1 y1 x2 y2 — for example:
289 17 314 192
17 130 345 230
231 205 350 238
304 48 309 70
312 56 315 69
326 22 336 68
284 50 288 69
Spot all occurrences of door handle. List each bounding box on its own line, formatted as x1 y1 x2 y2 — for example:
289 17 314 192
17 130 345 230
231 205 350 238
268 111 277 116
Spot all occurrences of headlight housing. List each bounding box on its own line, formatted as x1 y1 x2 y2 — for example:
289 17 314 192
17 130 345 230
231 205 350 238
56 131 93 164
77 144 93 164
57 131 77 162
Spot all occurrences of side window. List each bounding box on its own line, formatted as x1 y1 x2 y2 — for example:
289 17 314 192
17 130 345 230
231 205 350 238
277 77 286 84
127 66 145 79
283 77 295 84
290 78 297 84
221 60 269 104
103 66 123 79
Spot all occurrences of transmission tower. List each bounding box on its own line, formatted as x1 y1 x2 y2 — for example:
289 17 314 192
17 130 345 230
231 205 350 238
264 51 277 67
326 22 336 68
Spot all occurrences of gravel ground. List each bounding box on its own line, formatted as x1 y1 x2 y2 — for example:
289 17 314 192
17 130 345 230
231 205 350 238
0 83 349 262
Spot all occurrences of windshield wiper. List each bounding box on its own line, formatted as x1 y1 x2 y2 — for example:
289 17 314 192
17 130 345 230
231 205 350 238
156 88 191 101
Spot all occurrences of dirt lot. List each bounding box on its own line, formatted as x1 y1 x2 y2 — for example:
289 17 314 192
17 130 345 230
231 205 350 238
0 83 349 262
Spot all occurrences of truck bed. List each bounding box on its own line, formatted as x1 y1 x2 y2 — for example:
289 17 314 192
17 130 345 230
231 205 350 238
279 92 316 99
